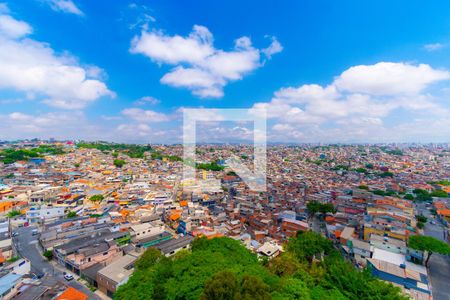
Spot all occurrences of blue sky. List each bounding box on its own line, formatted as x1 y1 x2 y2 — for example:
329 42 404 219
1 0 450 143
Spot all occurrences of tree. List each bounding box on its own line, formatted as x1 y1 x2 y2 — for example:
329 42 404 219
354 168 367 174
404 194 414 201
415 215 427 223
379 171 394 178
417 222 424 229
43 250 53 260
7 256 20 263
430 190 448 198
274 277 311 300
319 203 336 215
286 231 333 263
116 235 406 300
307 201 321 218
6 210 22 218
113 159 126 168
89 194 104 203
268 254 299 277
373 190 386 196
408 235 450 266
240 275 271 300
307 201 335 218
413 189 432 202
201 271 239 300
135 248 163 270
66 211 77 218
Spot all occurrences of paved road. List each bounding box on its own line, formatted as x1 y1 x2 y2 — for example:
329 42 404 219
13 226 100 300
415 203 450 300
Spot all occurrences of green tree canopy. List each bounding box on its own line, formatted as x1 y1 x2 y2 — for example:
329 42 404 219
403 194 414 201
415 215 427 223
307 201 336 217
201 271 239 300
286 231 333 263
116 234 406 300
6 210 22 218
430 189 448 198
89 194 104 203
43 250 53 260
113 159 126 168
66 211 77 218
408 235 450 266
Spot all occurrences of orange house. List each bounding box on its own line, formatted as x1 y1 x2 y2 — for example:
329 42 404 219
56 287 88 300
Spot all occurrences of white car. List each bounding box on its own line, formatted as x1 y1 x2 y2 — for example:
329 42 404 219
64 274 74 281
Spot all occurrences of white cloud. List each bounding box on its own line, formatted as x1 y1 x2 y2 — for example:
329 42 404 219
117 123 152 137
334 62 450 96
127 3 155 31
134 96 160 106
131 25 214 65
253 62 450 142
0 14 32 38
0 111 95 139
0 10 114 109
0 111 176 143
45 0 84 16
161 67 225 98
115 122 176 142
272 123 293 131
121 108 169 123
101 115 122 121
262 36 283 59
424 43 445 52
131 25 282 98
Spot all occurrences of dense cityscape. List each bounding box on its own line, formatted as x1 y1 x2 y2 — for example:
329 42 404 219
2 0 450 299
0 140 449 299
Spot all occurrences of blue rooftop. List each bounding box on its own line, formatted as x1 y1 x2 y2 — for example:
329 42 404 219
0 273 22 296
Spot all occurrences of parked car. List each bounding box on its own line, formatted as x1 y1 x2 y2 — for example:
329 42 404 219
64 273 74 281
11 232 19 237
32 272 45 279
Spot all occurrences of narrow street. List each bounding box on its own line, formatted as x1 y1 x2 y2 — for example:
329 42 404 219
13 226 100 300
415 202 450 300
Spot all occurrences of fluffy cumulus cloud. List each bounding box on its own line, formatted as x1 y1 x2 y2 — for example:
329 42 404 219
121 108 169 123
262 36 283 58
0 111 97 140
134 96 160 106
0 14 32 38
0 5 113 109
253 62 450 142
334 62 450 95
0 110 177 143
114 121 178 142
44 0 84 16
131 25 282 98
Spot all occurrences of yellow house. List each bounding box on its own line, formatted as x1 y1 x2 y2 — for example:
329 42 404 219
363 225 407 241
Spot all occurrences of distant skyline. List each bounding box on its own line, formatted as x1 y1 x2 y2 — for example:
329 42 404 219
1 1 450 143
